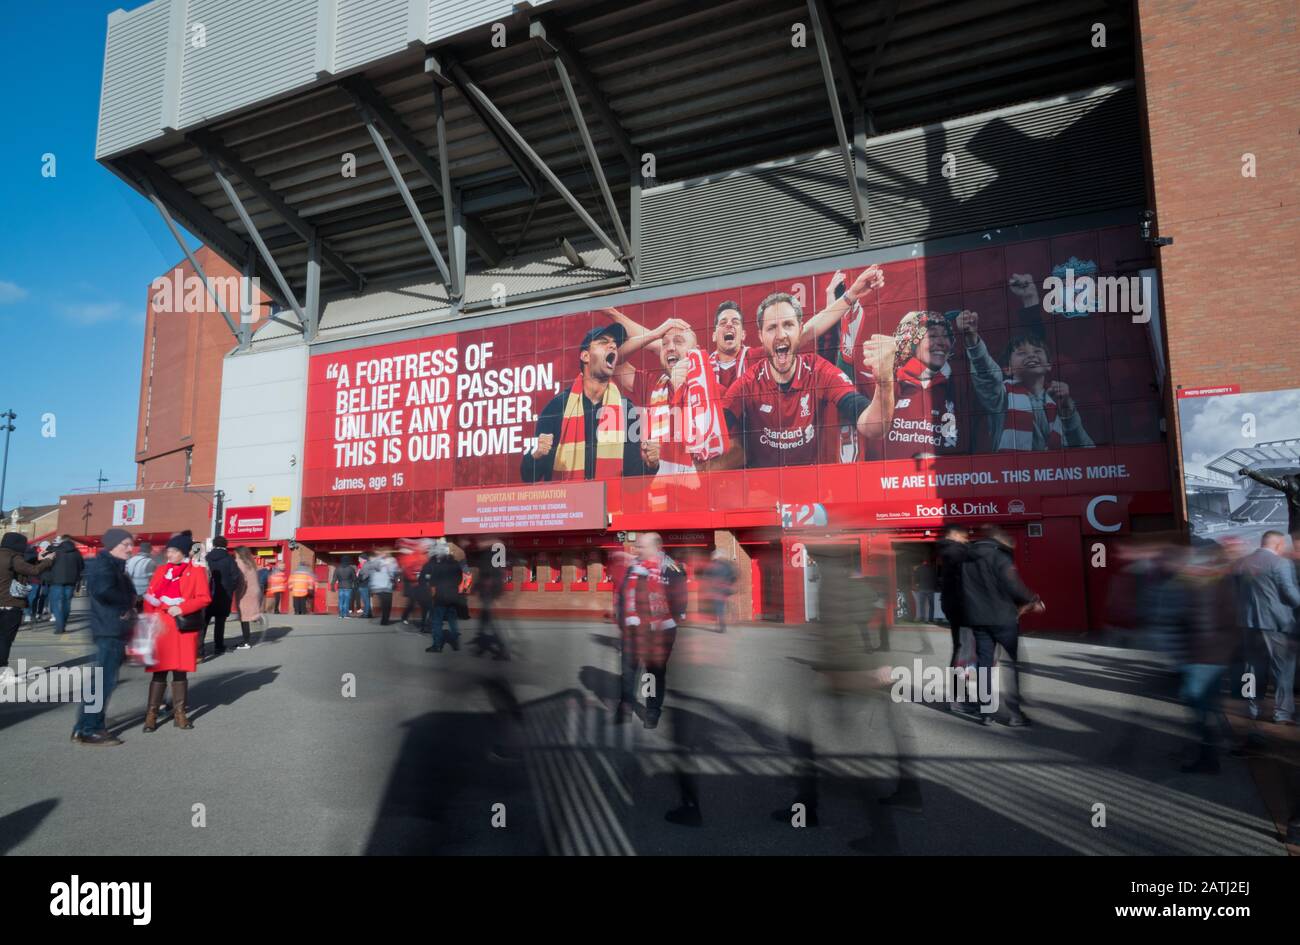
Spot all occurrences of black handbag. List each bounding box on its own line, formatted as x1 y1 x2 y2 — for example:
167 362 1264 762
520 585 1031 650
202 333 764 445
176 609 205 631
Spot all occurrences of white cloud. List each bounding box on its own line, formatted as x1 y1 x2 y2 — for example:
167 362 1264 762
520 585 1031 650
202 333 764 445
57 301 123 325
0 280 28 304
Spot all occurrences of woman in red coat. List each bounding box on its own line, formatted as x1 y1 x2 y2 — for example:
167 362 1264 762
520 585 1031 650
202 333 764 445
141 531 210 731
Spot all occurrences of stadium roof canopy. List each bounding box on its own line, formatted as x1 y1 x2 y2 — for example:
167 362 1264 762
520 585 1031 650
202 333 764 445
97 0 1136 345
1206 439 1300 479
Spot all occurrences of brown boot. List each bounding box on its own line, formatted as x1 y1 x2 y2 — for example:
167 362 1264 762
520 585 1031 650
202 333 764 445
172 680 194 729
142 679 166 733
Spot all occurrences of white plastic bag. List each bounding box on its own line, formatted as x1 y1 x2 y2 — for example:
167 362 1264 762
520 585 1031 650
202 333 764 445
127 612 162 666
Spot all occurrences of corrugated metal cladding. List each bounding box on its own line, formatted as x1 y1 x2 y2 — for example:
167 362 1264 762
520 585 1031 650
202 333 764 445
334 0 410 73
638 86 1144 287
95 1 170 159
427 0 555 45
178 0 319 129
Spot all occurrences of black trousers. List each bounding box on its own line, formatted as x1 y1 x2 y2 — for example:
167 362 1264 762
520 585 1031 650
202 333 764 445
619 624 678 718
972 624 1023 717
0 608 22 667
203 594 231 651
375 591 393 625
293 596 307 615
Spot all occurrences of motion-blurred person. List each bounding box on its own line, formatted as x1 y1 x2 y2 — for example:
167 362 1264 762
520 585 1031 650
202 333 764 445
469 538 508 659
1177 544 1241 772
201 536 240 659
779 546 924 840
1235 531 1300 724
331 556 358 618
352 555 371 617
911 558 936 623
265 563 286 615
289 562 316 615
398 539 431 627
46 534 85 635
0 533 53 678
961 526 1043 726
72 529 137 746
141 531 210 732
422 543 467 653
363 551 398 625
125 541 156 607
701 549 737 633
232 546 261 649
615 533 684 729
936 525 976 714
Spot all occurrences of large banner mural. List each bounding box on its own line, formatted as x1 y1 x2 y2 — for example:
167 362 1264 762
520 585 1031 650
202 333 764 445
301 224 1168 534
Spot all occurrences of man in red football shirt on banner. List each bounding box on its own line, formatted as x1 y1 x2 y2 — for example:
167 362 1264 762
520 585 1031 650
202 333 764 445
721 292 898 468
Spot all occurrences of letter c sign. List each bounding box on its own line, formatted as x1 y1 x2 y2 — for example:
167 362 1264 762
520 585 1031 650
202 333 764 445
1086 495 1121 533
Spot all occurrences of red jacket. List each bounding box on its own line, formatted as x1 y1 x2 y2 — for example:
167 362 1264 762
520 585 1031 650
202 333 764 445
143 561 211 673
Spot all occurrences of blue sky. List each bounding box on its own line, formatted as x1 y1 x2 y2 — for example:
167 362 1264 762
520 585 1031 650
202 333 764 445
0 0 191 512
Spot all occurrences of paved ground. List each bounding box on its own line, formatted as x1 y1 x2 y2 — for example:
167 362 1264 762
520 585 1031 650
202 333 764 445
0 603 1293 856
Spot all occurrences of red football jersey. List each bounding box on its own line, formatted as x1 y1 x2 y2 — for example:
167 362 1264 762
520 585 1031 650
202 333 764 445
710 345 763 391
721 353 859 468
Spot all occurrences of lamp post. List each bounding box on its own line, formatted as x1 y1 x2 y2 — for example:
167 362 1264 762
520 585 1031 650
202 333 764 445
0 410 15 520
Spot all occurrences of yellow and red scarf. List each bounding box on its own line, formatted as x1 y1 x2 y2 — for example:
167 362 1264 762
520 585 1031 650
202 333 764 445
552 374 626 480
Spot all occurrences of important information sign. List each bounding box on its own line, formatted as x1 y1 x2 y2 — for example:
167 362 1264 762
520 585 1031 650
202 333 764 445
443 481 606 534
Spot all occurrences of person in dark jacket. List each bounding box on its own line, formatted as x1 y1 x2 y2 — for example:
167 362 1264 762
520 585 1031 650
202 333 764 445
1177 544 1241 773
0 533 54 674
422 545 467 652
936 525 976 714
200 537 239 659
331 557 358 618
960 526 1043 725
73 529 137 746
1238 466 1300 540
468 539 508 659
46 534 85 634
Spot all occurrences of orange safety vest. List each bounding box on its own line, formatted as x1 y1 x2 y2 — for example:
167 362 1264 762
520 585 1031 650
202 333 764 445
288 570 315 597
267 570 287 594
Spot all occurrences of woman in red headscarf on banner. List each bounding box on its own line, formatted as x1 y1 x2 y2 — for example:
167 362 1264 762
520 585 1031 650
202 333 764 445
139 530 210 732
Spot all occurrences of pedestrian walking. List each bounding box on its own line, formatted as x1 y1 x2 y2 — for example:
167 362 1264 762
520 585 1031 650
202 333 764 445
289 563 316 614
469 539 508 659
0 533 54 677
422 544 466 652
232 546 261 649
960 526 1044 726
72 529 137 746
125 541 156 607
353 555 371 617
1177 544 1239 772
24 545 48 624
265 564 286 615
700 549 737 633
615 533 683 729
912 559 936 623
936 525 976 713
1235 531 1300 724
398 539 431 626
46 534 85 634
140 531 210 732
363 551 398 625
331 556 357 618
200 536 240 658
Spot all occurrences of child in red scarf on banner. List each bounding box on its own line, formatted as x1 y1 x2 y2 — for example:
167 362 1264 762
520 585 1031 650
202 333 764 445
958 311 1094 451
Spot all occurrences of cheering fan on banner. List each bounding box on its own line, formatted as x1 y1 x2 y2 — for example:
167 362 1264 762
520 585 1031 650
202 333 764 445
719 292 898 468
959 311 1094 451
640 323 731 489
604 265 884 394
521 323 655 482
855 310 972 460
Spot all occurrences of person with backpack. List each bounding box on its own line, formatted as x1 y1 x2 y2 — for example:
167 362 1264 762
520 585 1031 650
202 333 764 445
0 533 54 679
200 536 240 659
46 534 85 634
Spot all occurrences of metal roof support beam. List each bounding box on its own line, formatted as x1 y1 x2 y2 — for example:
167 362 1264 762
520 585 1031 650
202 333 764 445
304 237 322 342
807 0 861 117
529 19 639 172
807 0 868 241
121 153 288 311
438 58 628 265
530 20 633 266
432 82 464 299
140 177 242 343
203 152 309 328
190 130 363 294
239 250 256 349
424 58 542 199
340 76 502 268
859 0 901 106
360 115 453 291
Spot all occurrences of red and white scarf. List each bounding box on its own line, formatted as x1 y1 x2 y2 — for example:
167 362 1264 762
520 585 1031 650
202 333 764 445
622 556 672 631
999 382 1062 451
709 346 746 384
896 356 950 393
